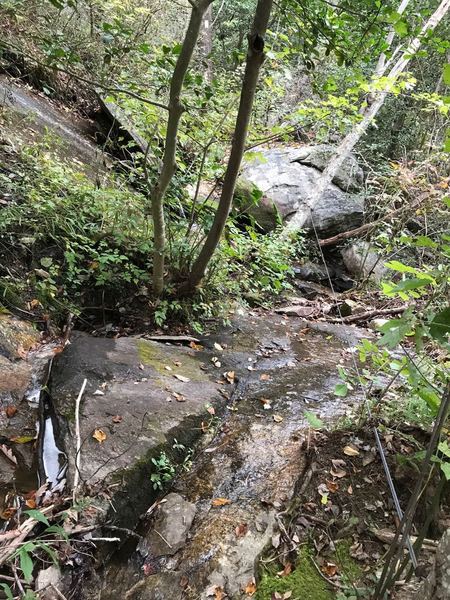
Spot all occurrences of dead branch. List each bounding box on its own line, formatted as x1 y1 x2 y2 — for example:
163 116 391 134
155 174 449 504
327 305 407 324
318 198 424 247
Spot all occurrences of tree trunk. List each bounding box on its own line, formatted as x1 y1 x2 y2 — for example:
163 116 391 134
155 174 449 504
284 0 450 236
150 0 214 297
185 0 273 292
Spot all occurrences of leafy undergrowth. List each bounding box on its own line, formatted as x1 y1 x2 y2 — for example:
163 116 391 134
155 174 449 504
0 137 304 333
256 427 449 600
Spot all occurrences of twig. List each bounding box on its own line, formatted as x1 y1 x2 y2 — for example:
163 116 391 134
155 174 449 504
73 378 87 503
327 305 407 324
50 584 69 600
154 529 172 549
86 537 121 543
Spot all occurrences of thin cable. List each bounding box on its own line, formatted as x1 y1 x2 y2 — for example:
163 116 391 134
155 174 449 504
308 207 417 569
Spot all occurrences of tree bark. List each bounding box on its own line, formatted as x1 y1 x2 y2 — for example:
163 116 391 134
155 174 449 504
185 0 273 291
150 0 214 297
284 0 450 236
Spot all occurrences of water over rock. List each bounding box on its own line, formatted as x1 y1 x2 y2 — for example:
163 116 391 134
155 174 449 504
98 314 367 600
235 147 365 234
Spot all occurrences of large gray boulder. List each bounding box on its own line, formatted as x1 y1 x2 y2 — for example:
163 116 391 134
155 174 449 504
292 144 364 192
342 241 387 283
235 147 364 234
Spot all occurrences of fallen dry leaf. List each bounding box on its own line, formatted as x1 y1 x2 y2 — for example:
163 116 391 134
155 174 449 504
174 374 190 383
211 498 232 507
343 445 359 456
347 485 353 495
235 523 248 537
224 371 235 384
214 342 224 352
5 406 17 418
278 562 292 577
273 415 283 423
189 341 203 351
92 429 107 443
164 365 173 371
260 374 271 381
244 580 257 595
93 389 105 396
207 406 216 415
0 444 17 465
9 435 35 444
112 415 123 423
326 480 339 493
322 562 338 577
173 392 186 402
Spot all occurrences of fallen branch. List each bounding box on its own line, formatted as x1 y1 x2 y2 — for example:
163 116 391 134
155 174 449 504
318 198 424 247
371 528 437 550
142 334 200 343
327 305 407 324
73 378 88 503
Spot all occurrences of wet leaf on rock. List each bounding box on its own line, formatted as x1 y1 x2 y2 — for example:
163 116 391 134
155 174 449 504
112 415 123 423
224 371 235 384
9 435 35 444
244 580 256 595
92 429 106 443
0 445 17 465
235 523 248 537
211 498 232 507
5 406 17 418
174 374 190 382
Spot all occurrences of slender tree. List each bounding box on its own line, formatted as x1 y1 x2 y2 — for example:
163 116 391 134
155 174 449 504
185 0 273 291
149 0 214 296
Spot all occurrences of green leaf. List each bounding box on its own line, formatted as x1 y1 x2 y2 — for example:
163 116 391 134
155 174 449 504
429 307 450 345
388 278 431 293
384 260 417 274
40 257 53 268
304 411 324 429
443 196 450 208
438 441 450 458
417 387 440 412
378 318 412 349
334 383 348 397
440 462 450 481
19 548 34 583
0 584 14 600
25 509 50 526
394 20 408 36
444 63 450 86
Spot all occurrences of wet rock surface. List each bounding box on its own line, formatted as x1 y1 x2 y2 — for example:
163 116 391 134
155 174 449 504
100 314 366 600
235 147 365 233
50 333 225 525
0 315 55 516
0 75 106 176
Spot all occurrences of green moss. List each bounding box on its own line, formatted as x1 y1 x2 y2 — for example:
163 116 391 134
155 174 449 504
136 339 209 382
334 540 362 586
256 549 333 600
